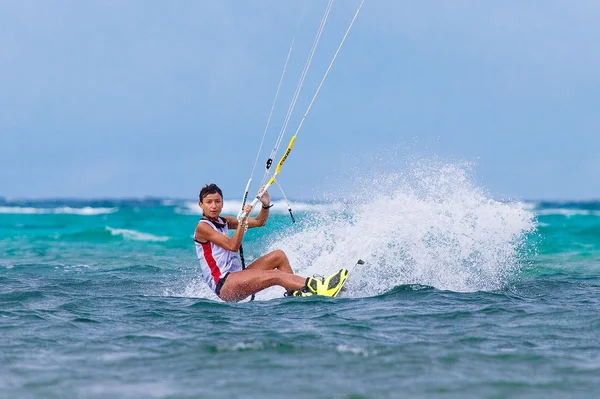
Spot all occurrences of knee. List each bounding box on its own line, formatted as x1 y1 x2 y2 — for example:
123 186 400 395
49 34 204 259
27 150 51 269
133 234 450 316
272 249 287 262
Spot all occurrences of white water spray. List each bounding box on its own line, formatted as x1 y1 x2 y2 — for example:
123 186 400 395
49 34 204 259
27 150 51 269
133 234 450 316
262 161 535 298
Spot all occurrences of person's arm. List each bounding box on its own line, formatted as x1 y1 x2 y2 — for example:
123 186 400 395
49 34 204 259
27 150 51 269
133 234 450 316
195 216 248 252
247 188 271 228
247 204 270 228
223 202 267 229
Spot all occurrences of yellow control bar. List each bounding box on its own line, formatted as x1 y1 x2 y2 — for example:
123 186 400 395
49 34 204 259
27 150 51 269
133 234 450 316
266 135 296 187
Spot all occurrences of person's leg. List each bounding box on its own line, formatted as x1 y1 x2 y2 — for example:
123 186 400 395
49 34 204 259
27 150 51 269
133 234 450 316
246 249 293 274
218 269 306 302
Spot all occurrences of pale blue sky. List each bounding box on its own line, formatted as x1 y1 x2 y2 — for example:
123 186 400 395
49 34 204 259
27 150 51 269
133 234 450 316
1 1 598 200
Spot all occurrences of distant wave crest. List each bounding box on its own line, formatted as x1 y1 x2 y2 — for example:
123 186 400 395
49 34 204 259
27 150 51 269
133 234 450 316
175 200 343 216
0 206 118 215
534 208 600 217
106 227 169 242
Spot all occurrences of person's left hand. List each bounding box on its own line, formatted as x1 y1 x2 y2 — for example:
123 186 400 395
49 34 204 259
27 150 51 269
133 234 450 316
259 187 270 207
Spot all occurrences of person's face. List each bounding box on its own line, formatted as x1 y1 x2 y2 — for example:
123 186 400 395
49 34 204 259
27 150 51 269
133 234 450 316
199 193 223 219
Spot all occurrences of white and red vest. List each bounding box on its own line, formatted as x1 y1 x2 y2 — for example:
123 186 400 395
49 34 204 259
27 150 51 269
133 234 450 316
194 217 242 293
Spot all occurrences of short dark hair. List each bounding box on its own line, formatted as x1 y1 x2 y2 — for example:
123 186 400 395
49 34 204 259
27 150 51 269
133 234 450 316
199 183 223 202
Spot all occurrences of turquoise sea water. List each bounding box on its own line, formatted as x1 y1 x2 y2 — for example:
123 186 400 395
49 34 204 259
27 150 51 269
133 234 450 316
2 171 600 398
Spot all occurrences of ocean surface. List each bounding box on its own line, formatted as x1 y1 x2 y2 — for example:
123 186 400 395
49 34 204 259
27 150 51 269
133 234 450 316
1 169 599 398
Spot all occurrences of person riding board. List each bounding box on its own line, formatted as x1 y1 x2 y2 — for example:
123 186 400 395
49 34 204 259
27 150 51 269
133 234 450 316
194 183 348 302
